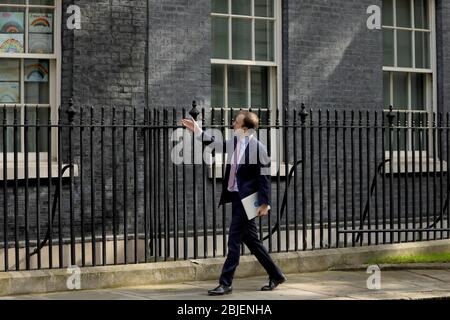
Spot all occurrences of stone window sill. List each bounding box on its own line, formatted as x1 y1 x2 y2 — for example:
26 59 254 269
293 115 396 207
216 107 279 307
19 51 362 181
384 156 448 174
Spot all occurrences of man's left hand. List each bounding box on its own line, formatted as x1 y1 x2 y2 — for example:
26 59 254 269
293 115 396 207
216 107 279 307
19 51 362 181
257 204 270 217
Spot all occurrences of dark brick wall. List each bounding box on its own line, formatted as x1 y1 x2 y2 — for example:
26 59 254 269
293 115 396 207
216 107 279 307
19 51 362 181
65 0 147 109
147 0 211 108
286 0 383 110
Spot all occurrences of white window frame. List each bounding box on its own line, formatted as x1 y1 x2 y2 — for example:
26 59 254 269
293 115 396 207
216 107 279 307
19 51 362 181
382 0 437 158
0 0 62 179
210 0 282 172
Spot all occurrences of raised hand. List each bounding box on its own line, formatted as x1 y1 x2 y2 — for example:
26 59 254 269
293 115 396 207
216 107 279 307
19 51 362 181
181 118 202 134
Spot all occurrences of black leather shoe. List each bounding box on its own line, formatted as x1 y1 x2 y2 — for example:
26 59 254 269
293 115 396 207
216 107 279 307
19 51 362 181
208 284 233 296
261 275 287 291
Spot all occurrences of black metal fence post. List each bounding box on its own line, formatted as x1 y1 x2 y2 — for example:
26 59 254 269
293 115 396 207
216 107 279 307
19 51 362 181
189 101 200 259
67 99 76 266
299 104 308 250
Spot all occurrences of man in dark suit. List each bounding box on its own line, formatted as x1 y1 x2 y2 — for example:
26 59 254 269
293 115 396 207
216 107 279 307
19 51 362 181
182 111 286 296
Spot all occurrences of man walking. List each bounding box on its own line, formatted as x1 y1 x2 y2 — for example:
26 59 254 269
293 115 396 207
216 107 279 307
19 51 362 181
182 111 286 296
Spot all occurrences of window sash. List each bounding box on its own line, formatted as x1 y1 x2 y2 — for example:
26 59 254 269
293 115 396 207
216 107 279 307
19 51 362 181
211 0 282 162
0 0 60 160
382 0 432 70
382 0 436 153
0 0 57 58
211 64 274 109
211 0 276 63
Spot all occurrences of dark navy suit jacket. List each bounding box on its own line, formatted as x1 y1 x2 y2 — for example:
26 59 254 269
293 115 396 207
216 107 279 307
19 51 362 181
199 132 271 207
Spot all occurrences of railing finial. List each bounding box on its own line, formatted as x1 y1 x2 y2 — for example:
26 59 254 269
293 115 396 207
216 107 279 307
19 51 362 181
299 103 309 124
387 105 395 126
189 100 200 121
67 98 77 123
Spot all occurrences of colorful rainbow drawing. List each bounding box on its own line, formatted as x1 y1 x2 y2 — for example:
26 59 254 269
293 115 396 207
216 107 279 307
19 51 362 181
1 22 23 33
25 62 49 82
29 13 52 33
31 17 50 27
0 12 24 33
0 35 24 53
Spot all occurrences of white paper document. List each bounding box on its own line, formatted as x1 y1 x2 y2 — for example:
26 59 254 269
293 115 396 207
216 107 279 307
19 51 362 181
241 192 260 220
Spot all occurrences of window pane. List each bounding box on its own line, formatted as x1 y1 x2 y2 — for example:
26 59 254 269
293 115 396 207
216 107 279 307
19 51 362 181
28 8 54 54
397 30 412 68
232 18 251 60
414 0 428 29
25 82 49 104
26 107 49 152
382 0 394 26
29 0 55 5
393 72 408 110
411 73 426 111
212 0 228 14
383 29 394 66
0 82 20 103
396 0 411 28
0 1 26 4
212 16 228 59
0 108 21 152
415 31 430 69
255 20 274 61
255 0 274 17
251 66 269 108
0 9 24 32
0 59 20 104
228 65 248 108
0 9 25 53
0 59 20 81
211 64 224 108
232 0 251 15
24 59 50 104
383 71 391 108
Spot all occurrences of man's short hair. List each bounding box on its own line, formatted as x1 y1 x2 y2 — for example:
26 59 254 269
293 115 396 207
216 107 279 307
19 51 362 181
238 111 260 130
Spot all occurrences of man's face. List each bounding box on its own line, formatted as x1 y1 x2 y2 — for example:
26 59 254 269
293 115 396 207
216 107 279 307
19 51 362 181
233 114 247 137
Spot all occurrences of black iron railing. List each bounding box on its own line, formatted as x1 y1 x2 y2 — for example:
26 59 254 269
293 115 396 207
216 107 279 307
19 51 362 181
0 101 449 272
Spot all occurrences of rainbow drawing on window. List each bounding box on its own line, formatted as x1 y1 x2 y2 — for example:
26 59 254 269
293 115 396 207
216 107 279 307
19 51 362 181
25 61 49 82
0 12 24 33
0 34 24 53
29 33 53 54
0 82 20 104
29 13 53 33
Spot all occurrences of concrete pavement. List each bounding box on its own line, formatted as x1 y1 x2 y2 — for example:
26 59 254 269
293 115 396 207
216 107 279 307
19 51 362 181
2 268 450 300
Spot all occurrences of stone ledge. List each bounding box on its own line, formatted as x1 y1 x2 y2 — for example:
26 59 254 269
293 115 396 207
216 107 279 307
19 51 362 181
1 239 450 297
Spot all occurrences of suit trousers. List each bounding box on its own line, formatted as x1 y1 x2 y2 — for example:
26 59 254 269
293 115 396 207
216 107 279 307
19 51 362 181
219 192 284 287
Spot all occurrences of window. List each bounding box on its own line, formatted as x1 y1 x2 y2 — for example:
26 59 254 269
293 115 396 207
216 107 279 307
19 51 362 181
211 0 280 125
382 0 436 152
0 0 60 161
